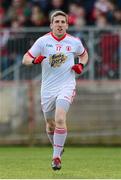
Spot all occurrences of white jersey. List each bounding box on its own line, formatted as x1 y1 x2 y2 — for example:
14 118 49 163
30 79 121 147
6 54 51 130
28 32 85 94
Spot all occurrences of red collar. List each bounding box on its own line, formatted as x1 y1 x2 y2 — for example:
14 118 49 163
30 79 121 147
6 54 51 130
50 32 66 41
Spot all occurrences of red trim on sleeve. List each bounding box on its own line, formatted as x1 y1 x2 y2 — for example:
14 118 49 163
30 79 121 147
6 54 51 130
79 49 86 57
27 51 35 59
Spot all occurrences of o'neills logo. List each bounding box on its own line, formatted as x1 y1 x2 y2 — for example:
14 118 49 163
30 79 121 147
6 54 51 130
49 53 67 67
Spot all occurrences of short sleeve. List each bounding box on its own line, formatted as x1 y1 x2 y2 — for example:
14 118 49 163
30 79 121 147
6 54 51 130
28 37 43 58
75 39 85 56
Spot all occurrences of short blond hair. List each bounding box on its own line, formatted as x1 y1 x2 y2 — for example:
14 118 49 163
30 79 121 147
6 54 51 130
50 10 68 23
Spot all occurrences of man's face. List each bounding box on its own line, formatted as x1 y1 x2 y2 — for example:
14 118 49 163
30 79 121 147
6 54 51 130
50 15 68 37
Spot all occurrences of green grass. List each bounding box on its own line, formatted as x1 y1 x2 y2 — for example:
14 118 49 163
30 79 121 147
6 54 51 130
0 146 121 179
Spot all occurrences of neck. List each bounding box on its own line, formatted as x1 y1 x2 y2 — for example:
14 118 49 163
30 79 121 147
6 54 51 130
52 32 66 39
51 32 66 41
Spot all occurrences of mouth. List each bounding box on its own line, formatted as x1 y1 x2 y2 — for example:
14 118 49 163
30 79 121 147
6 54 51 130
57 28 63 33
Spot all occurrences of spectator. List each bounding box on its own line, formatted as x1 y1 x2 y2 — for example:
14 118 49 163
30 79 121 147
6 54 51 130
30 0 49 14
92 0 116 25
21 7 33 27
72 17 86 40
68 2 86 26
113 8 121 25
1 0 121 27
0 29 10 71
4 0 27 27
0 2 6 27
82 0 96 25
95 14 111 27
31 4 46 27
6 19 26 68
48 0 68 19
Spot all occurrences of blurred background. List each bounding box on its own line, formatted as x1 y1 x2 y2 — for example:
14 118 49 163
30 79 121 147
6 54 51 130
0 0 121 146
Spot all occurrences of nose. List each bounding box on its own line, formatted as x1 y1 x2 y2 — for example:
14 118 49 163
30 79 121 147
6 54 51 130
58 22 62 26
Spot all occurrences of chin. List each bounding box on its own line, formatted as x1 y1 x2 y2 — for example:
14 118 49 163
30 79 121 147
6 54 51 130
58 32 64 36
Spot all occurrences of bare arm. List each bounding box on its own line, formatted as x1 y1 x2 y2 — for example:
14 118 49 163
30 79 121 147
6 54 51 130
78 50 88 66
72 50 89 74
22 53 34 66
22 52 46 66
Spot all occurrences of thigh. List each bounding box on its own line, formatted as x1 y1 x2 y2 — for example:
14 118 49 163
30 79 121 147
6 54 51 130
56 99 70 113
57 87 76 104
41 93 56 113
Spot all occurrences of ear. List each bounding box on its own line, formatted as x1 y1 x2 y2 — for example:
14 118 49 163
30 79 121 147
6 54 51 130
50 23 52 29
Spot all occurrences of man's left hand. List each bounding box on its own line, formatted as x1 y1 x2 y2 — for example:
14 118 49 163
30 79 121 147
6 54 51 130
72 63 84 74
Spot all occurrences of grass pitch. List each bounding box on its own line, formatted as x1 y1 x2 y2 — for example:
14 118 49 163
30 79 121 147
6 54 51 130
0 146 121 179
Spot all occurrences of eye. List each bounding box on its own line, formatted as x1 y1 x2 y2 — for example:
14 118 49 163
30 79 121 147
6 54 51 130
61 21 66 23
55 20 59 23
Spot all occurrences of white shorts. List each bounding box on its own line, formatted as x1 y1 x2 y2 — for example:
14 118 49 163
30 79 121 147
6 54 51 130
41 87 76 114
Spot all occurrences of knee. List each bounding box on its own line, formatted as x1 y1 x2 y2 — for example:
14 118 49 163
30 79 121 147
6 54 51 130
55 107 67 128
55 117 65 127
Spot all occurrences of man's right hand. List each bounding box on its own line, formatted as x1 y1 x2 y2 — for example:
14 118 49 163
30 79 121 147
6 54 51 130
32 55 46 64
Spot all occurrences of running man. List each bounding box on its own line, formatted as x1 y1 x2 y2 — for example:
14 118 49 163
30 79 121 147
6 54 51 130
22 10 88 170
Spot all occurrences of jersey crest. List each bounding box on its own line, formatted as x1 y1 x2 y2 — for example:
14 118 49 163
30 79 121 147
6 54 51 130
49 53 67 67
